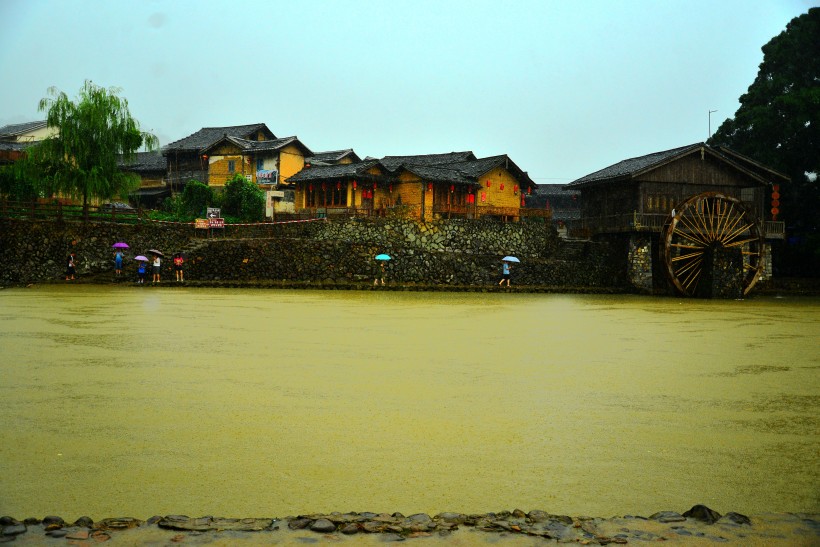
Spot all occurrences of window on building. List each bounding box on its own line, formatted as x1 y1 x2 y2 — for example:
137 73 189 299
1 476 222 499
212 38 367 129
740 187 755 203
228 160 235 173
257 158 264 171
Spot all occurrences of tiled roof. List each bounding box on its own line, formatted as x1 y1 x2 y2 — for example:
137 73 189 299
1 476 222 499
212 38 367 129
379 151 477 171
537 183 579 197
399 164 474 185
0 120 47 138
309 149 361 164
287 159 387 182
197 135 313 157
119 151 167 172
162 123 274 153
567 144 702 186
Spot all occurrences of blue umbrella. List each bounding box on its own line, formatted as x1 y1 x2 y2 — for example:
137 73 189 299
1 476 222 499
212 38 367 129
375 254 391 261
502 256 520 263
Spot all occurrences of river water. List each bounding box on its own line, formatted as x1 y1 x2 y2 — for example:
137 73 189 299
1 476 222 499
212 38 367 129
0 285 817 521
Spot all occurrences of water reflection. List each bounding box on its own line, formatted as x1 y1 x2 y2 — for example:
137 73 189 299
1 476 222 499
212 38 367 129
0 286 818 519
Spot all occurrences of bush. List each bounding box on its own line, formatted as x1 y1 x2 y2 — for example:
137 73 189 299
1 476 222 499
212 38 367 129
222 174 265 222
181 179 214 217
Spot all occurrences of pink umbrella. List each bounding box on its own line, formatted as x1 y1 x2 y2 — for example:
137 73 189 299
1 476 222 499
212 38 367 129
134 255 148 261
112 242 129 249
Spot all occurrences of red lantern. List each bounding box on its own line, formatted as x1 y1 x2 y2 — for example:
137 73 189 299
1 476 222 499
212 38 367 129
527 187 532 195
486 181 491 188
521 197 526 207
427 183 433 192
373 182 377 190
449 184 455 193
202 154 208 161
353 180 357 189
514 185 519 194
389 184 393 193
500 183 505 190
336 182 341 190
308 184 313 192
481 192 486 202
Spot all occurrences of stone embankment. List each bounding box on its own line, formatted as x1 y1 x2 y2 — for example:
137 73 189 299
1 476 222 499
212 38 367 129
0 218 628 289
2 506 818 545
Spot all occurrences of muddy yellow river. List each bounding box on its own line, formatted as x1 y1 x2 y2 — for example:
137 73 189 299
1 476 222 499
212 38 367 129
0 286 817 521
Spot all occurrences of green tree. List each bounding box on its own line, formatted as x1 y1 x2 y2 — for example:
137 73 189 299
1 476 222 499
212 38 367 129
708 8 819 274
222 174 265 221
181 179 215 217
29 80 158 211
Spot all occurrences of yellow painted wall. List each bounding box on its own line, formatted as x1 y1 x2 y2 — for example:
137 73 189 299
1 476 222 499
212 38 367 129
279 144 306 186
476 167 524 217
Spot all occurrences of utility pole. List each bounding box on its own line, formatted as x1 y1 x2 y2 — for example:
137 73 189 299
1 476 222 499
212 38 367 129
708 110 718 139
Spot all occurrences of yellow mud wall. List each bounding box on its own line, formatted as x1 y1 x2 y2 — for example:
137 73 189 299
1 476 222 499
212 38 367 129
279 145 306 186
476 167 523 215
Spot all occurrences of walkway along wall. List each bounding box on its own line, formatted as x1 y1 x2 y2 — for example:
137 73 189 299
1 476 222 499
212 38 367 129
0 218 629 289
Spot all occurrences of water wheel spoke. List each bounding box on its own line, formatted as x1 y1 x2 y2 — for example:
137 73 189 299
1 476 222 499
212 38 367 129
674 221 710 246
724 237 758 249
680 266 702 292
675 256 703 277
671 251 703 262
718 213 748 244
670 243 703 249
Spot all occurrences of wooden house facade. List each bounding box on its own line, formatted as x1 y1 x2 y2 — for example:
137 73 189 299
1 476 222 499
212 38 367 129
162 123 278 190
565 143 788 238
287 151 540 221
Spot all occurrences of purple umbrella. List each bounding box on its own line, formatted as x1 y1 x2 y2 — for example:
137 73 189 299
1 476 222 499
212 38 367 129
134 255 148 262
112 242 129 249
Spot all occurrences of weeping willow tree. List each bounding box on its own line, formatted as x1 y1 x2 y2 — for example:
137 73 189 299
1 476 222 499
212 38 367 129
28 80 158 210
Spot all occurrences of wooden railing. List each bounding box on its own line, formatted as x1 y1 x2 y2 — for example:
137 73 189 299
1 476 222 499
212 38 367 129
764 221 785 239
0 200 140 224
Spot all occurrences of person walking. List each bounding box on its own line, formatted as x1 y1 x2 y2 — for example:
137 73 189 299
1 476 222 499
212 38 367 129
498 260 511 287
173 253 184 282
152 254 161 283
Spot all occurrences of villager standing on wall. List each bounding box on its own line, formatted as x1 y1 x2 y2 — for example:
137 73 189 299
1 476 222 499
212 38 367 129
65 253 76 281
499 261 511 287
114 250 123 276
174 253 184 282
152 254 161 283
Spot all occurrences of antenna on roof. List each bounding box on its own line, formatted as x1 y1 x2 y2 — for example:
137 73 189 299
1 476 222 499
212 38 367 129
708 110 718 139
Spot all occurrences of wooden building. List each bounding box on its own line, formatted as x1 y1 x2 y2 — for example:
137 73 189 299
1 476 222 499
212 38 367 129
565 142 787 239
287 151 540 221
119 151 170 208
162 123 278 190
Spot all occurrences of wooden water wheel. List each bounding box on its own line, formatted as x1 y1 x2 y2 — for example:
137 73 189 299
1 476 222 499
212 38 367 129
662 192 764 297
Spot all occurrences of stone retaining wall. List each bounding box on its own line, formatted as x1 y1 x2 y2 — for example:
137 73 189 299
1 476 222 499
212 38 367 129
0 218 628 288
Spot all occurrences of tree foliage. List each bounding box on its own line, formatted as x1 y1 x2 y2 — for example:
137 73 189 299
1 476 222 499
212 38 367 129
708 8 819 276
181 179 215 217
708 9 819 233
28 80 158 208
222 174 265 221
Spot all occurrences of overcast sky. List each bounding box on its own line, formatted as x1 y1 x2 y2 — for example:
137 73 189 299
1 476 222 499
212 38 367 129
0 0 814 183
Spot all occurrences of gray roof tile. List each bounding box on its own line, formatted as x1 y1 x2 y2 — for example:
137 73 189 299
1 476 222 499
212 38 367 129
162 123 274 153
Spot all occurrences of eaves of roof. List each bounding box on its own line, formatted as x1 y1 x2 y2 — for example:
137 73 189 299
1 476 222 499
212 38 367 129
119 151 167 172
309 149 361 164
287 159 389 183
205 135 313 156
567 144 701 187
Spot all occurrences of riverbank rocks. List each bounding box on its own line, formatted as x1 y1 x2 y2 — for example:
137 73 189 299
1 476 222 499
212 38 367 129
1 508 814 544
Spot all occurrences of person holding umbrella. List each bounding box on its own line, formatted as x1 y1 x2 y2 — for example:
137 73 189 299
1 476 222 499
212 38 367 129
134 255 148 284
374 254 390 285
499 256 519 287
112 242 129 276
